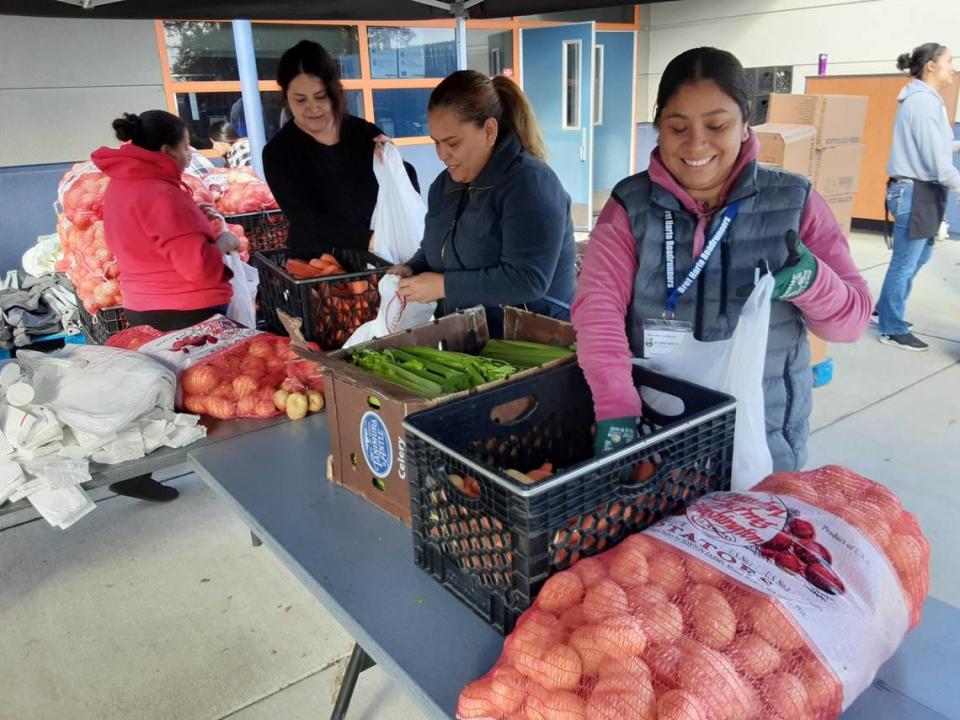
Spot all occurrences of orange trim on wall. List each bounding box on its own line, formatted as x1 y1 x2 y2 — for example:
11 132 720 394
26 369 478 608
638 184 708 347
153 21 177 113
394 136 433 146
157 9 643 136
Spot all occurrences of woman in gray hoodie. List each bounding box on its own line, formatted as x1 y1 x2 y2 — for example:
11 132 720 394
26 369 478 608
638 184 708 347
877 43 959 351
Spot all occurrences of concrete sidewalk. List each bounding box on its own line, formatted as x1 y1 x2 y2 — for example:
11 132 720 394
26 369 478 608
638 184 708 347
1 231 957 720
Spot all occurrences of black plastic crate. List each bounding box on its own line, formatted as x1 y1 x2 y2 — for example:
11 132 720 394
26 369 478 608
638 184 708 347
76 300 127 345
224 209 289 253
756 66 792 94
253 248 388 350
751 93 770 126
59 275 128 344
403 363 735 634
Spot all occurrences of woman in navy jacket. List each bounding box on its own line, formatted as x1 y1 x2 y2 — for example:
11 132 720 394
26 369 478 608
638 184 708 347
393 70 576 336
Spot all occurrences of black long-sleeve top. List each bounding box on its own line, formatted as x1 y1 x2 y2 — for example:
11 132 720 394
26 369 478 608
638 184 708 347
262 114 419 259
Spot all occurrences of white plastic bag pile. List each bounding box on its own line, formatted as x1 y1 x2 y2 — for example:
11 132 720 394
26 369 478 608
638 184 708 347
0 344 206 528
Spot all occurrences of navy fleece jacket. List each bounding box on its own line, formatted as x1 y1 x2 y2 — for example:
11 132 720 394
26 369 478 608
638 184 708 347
407 132 576 330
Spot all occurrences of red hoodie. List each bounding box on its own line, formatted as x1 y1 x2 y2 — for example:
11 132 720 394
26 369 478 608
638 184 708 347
91 144 231 312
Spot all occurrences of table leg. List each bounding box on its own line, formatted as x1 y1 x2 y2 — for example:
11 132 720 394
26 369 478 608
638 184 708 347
251 530 262 547
330 642 375 720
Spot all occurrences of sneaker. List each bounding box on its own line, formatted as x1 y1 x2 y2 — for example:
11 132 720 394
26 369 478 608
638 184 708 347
871 311 911 328
879 333 928 352
109 476 179 502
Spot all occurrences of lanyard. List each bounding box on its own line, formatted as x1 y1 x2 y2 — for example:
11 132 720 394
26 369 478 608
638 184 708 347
664 200 741 315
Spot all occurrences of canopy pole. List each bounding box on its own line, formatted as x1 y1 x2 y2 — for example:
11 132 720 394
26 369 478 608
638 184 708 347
454 1 468 70
232 20 267 179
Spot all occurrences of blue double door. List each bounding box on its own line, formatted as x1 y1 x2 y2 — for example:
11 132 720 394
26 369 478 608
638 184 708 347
522 23 636 230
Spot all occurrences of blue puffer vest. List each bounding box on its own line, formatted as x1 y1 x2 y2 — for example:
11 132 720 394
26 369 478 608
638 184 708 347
613 162 813 471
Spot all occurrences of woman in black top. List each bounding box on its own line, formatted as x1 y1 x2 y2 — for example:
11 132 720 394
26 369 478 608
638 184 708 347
263 41 418 259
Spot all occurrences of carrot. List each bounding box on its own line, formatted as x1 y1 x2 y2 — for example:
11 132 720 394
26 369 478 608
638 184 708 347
527 462 554 482
285 258 326 279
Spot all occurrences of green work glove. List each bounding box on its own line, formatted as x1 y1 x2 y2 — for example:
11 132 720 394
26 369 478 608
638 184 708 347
594 417 640 456
773 230 818 301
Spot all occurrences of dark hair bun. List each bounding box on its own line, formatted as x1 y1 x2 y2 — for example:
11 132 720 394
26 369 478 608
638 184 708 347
112 113 141 142
896 53 912 71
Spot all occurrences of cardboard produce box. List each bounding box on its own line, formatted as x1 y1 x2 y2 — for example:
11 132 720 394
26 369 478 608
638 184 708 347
813 144 865 197
768 93 869 148
283 307 577 525
754 123 817 177
825 193 856 235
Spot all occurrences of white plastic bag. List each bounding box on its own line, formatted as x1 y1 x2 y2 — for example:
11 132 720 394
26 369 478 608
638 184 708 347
224 252 259 329
369 143 426 264
343 274 436 347
345 144 435 346
634 272 774 490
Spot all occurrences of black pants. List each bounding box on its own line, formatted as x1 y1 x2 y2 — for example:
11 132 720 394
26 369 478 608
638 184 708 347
124 305 228 332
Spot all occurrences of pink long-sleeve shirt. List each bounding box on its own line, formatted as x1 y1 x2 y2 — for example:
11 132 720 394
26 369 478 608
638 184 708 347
572 135 872 422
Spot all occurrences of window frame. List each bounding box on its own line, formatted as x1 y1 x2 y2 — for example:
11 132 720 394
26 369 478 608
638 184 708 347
561 39 582 131
156 12 640 145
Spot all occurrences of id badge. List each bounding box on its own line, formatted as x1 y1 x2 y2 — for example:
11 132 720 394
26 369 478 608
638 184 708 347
642 318 693 358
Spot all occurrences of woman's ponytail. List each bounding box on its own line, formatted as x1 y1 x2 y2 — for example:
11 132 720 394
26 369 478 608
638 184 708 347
492 76 547 161
429 70 548 160
112 113 142 144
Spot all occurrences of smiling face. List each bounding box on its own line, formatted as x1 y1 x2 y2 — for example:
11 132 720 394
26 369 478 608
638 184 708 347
657 79 749 206
286 73 336 138
924 47 956 92
428 107 498 184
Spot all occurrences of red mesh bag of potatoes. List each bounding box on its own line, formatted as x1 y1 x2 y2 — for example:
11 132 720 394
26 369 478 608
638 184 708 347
54 161 253 311
107 315 323 420
457 465 929 720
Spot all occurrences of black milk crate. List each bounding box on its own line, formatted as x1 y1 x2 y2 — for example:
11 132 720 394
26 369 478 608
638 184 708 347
253 248 389 350
403 363 735 634
77 302 127 345
61 276 128 345
224 209 289 253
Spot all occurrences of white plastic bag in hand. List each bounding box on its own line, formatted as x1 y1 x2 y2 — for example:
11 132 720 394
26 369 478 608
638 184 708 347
224 252 259 329
370 143 426 264
634 272 774 490
343 274 435 348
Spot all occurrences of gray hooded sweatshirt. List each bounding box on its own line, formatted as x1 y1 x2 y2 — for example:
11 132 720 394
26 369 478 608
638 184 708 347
886 79 960 190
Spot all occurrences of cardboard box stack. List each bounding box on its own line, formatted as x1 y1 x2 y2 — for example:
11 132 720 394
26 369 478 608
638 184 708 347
754 93 869 235
753 93 869 376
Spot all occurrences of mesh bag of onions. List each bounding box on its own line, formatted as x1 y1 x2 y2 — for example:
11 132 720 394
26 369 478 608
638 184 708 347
457 465 929 720
107 315 322 419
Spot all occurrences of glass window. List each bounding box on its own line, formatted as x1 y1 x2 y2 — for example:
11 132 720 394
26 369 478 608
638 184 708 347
176 89 364 146
175 91 289 143
466 29 514 77
372 88 432 137
346 90 365 119
252 24 361 80
367 27 456 79
562 40 582 130
593 45 604 125
164 21 239 82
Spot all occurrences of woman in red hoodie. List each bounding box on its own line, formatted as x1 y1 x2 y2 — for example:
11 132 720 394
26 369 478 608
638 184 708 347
92 110 238 331
91 110 238 502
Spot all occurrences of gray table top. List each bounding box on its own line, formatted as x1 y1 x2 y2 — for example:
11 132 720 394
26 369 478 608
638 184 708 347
1 414 288 517
187 413 960 720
